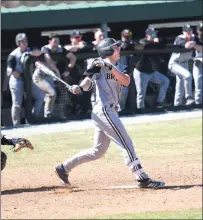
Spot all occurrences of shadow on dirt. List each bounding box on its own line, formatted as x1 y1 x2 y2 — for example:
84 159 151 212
1 184 202 195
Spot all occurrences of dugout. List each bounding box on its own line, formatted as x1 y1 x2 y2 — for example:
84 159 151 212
1 0 202 126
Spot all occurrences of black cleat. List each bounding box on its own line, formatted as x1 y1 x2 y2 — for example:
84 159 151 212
136 178 165 189
54 164 71 188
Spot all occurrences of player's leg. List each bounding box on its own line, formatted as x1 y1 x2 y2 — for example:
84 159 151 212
97 107 164 188
174 75 184 106
150 71 169 104
182 62 194 105
31 82 45 116
170 62 194 105
55 126 110 186
9 76 24 126
133 68 150 108
34 76 56 117
193 61 202 104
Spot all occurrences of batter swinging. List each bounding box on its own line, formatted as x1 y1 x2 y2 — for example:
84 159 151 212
54 38 165 189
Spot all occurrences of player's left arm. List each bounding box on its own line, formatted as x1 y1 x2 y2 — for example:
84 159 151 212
1 135 34 152
69 63 100 94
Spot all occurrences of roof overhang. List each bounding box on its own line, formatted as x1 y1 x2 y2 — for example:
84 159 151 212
1 0 202 30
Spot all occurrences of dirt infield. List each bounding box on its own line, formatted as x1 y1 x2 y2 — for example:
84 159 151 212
1 158 202 219
1 113 202 219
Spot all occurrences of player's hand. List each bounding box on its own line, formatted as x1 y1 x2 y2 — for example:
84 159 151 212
29 50 42 57
153 37 159 43
93 59 113 70
185 41 196 49
12 71 21 78
69 85 83 94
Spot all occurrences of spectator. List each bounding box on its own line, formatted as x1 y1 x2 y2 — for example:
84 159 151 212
168 24 197 106
92 28 105 48
7 33 44 126
65 30 86 52
133 28 169 109
65 30 91 115
86 28 104 69
119 29 135 111
186 23 203 105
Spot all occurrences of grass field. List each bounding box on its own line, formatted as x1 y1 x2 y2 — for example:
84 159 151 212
1 117 202 219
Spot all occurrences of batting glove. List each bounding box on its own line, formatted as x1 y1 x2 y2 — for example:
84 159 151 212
69 85 83 94
93 59 113 70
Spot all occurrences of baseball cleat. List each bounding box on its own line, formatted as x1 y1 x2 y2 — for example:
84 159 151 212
54 164 71 188
136 178 165 189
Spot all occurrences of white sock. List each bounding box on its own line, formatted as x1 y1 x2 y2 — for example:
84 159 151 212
128 158 149 181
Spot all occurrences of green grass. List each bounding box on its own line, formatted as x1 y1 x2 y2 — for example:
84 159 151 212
88 209 202 219
3 118 202 171
2 118 202 219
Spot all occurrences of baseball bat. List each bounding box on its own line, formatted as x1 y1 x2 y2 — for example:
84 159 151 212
35 61 72 90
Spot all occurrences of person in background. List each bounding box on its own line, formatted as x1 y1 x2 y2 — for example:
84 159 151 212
119 29 135 111
185 23 203 105
7 33 44 126
133 28 169 109
168 24 198 106
65 30 91 115
33 34 76 119
86 28 105 69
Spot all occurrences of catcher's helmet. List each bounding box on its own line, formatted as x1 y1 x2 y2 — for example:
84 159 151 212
96 38 121 58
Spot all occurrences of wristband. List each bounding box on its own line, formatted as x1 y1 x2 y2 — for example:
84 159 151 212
79 86 84 92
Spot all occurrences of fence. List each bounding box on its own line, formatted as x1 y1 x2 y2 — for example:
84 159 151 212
1 45 200 126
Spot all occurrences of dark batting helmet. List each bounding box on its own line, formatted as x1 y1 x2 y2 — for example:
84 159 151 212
96 38 121 58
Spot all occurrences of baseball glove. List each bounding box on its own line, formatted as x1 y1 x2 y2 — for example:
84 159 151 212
12 138 34 152
1 151 7 171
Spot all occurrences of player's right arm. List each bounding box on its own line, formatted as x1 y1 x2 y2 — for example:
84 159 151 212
6 54 20 78
41 46 61 78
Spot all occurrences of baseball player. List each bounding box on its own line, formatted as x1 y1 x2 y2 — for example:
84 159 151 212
189 23 202 105
1 133 34 171
133 28 170 109
168 24 198 106
33 34 76 118
54 38 165 189
7 33 45 126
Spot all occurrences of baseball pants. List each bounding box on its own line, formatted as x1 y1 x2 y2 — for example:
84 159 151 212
133 68 169 108
168 61 193 106
33 69 56 117
193 60 202 104
63 104 148 181
9 75 45 125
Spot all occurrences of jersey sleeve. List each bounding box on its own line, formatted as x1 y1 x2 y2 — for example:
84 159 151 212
83 66 101 78
6 54 16 76
41 46 50 54
174 36 186 47
83 59 101 78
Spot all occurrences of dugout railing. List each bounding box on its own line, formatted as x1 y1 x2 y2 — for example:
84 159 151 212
22 45 200 124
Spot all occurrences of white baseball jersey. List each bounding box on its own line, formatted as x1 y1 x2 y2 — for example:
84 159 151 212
84 58 127 110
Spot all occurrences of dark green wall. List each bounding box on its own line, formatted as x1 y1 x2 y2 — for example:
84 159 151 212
2 0 202 30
